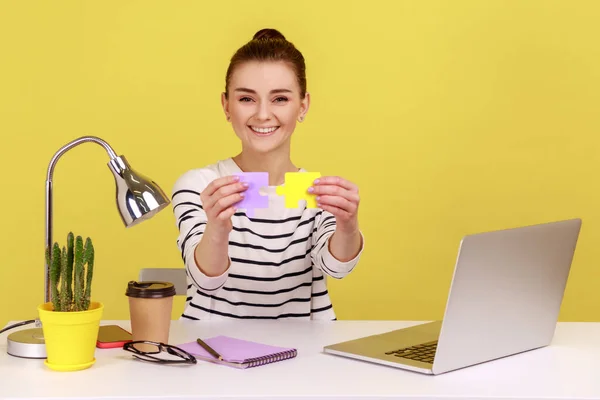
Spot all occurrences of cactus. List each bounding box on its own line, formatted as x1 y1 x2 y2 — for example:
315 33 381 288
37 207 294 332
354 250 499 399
83 237 94 311
47 243 61 312
46 232 95 312
73 236 84 311
59 246 69 311
65 232 74 307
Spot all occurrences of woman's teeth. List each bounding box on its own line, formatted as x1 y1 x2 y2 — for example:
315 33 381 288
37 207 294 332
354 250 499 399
250 126 278 134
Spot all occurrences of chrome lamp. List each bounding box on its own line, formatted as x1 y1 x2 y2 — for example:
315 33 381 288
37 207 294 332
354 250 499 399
6 136 170 359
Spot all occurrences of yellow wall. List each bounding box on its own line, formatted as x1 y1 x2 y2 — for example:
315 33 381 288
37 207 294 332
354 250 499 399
1 0 599 325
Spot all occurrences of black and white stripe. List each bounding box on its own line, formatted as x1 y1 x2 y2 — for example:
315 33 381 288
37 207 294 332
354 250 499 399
172 158 363 321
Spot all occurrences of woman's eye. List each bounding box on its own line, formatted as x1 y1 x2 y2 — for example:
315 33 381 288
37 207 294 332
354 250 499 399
238 96 288 103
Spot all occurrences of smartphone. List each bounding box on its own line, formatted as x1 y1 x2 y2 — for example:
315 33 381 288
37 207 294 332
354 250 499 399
97 325 132 348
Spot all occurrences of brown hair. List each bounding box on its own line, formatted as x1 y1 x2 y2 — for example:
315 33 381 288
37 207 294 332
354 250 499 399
224 28 307 99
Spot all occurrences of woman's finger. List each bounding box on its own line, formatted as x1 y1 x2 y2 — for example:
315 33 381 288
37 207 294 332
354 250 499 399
209 192 245 217
203 175 241 198
311 184 360 203
319 203 352 221
313 176 358 192
216 206 237 221
203 181 247 211
317 195 357 214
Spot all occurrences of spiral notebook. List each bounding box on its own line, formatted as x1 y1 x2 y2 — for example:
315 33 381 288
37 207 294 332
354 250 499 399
177 335 297 369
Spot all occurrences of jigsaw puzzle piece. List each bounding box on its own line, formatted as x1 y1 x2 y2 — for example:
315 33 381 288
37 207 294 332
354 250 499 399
275 172 321 209
234 172 269 217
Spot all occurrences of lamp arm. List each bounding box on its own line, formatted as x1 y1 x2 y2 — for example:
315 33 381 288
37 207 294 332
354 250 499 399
46 136 118 182
44 136 119 303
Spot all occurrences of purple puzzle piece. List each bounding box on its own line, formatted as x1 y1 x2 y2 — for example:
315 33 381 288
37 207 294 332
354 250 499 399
234 172 269 218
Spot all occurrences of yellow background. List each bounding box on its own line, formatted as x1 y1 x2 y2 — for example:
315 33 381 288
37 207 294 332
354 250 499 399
1 0 599 326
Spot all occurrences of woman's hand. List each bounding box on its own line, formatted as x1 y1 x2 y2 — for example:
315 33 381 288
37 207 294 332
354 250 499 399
309 176 360 233
200 175 248 237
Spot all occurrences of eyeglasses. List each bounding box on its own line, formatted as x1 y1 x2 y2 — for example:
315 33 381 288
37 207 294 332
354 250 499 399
123 340 197 365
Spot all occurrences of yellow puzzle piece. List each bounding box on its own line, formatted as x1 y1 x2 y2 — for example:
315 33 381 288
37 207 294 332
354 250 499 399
276 172 322 209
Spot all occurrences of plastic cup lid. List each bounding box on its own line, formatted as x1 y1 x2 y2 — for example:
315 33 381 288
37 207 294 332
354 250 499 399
125 281 176 298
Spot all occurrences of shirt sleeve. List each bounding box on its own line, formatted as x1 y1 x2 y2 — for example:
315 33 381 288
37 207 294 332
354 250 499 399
310 209 365 279
171 169 230 294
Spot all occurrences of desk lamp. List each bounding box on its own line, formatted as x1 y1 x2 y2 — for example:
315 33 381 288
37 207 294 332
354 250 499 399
6 136 170 359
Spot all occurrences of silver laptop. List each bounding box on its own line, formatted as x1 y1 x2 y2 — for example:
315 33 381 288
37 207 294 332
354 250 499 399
323 218 582 375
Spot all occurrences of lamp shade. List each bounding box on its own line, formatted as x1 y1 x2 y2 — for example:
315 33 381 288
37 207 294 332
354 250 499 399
108 155 170 227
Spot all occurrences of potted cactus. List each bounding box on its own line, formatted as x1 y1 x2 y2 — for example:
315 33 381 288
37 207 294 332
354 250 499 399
38 232 104 371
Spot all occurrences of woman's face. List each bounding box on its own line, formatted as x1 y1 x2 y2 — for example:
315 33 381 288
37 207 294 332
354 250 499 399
222 61 309 154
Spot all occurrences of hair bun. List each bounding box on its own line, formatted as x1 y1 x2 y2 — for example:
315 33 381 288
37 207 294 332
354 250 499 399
253 28 286 41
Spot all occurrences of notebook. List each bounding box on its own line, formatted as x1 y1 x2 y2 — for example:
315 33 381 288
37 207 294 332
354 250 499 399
177 335 297 369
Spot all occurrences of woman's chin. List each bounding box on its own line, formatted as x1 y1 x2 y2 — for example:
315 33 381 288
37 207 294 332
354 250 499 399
246 137 288 154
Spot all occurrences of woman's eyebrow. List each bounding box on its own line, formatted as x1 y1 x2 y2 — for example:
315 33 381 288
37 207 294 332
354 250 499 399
234 88 293 94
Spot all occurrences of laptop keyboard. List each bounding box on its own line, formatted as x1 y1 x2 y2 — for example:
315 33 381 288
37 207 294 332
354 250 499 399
385 340 437 364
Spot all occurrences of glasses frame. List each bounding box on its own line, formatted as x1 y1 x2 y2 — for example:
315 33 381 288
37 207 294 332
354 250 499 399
123 340 197 365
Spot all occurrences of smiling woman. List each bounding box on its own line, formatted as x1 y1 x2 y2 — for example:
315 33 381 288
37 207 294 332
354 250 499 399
171 28 365 321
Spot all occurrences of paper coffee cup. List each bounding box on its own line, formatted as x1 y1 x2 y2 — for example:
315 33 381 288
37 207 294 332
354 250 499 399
125 281 176 352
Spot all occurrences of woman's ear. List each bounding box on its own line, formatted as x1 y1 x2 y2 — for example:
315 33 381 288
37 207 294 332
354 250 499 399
298 92 310 122
221 92 231 121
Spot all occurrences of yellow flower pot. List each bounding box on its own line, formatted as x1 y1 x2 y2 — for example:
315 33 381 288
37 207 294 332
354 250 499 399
37 301 104 371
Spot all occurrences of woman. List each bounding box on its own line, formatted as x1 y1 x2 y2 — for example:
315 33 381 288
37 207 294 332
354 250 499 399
172 28 364 320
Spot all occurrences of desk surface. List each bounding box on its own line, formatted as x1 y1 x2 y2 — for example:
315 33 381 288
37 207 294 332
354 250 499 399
1 319 599 400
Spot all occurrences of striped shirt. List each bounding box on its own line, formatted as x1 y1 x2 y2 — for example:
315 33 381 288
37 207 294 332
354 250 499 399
171 158 364 320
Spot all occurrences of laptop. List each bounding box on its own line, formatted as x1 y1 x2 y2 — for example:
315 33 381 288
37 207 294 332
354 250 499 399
323 218 582 375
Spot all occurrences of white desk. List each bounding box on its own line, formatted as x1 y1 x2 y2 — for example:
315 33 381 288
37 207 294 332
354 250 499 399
1 319 599 400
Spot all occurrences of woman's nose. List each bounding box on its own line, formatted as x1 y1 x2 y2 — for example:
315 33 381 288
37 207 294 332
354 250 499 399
256 102 271 120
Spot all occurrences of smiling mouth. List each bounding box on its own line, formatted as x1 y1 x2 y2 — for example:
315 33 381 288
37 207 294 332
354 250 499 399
249 126 280 136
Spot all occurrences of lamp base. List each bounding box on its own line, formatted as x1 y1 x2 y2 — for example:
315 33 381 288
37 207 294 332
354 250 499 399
6 328 47 359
